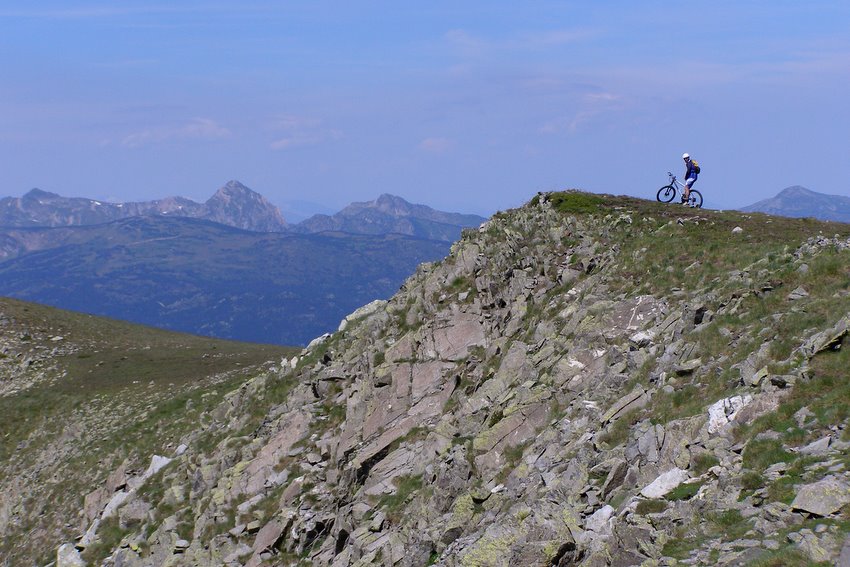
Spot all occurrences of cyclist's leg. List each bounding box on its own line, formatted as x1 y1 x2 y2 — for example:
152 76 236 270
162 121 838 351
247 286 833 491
683 177 696 201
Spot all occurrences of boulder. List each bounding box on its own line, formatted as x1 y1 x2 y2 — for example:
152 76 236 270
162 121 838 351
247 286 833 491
790 529 836 563
787 286 809 301
601 386 648 425
791 476 850 517
57 543 86 567
584 505 614 535
640 468 689 499
798 436 831 456
601 460 629 498
707 395 752 434
674 358 702 376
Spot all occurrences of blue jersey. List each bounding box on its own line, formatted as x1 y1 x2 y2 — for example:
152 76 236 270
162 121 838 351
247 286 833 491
685 160 698 180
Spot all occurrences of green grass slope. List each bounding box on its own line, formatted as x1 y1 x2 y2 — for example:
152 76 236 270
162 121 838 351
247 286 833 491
0 297 296 564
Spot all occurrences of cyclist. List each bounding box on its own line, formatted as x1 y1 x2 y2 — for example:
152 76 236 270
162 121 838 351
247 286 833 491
681 153 698 205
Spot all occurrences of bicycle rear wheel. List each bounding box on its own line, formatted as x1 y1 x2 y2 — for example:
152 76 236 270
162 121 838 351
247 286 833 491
688 190 703 208
656 185 676 203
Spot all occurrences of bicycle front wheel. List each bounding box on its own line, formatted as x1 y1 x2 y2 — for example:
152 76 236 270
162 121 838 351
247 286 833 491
689 190 703 208
656 185 676 203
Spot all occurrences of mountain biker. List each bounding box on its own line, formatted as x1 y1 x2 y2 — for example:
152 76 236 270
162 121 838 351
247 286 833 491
681 153 698 205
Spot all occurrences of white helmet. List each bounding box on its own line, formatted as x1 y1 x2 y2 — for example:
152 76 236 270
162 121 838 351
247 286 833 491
682 153 690 160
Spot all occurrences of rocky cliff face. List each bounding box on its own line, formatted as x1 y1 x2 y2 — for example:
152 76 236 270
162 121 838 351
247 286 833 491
19 192 850 565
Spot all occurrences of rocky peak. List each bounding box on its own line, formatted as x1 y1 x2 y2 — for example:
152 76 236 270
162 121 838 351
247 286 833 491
776 185 814 198
202 180 288 231
22 188 62 201
209 179 256 200
372 193 415 216
741 185 850 222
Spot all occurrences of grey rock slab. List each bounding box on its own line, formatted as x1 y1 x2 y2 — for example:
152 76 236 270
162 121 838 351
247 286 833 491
802 315 850 357
601 460 629 497
602 295 664 338
236 410 310 499
427 312 486 361
733 394 782 428
118 497 152 528
674 358 702 376
637 424 665 464
793 528 835 563
629 330 655 348
363 445 420 496
246 518 287 567
57 543 86 567
787 286 809 301
338 299 387 331
707 395 753 434
791 476 850 516
224 543 254 563
798 436 832 456
584 504 614 535
640 467 689 499
744 366 769 387
601 386 648 424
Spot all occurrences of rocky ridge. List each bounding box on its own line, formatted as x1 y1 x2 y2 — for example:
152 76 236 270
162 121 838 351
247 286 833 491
34 192 850 565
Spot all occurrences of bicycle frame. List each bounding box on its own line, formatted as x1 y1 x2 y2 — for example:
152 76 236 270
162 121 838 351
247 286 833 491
667 172 685 190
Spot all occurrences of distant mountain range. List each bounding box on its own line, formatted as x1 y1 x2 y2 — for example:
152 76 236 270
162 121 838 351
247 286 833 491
0 181 486 242
741 186 850 222
294 194 487 242
0 182 486 345
0 180 288 232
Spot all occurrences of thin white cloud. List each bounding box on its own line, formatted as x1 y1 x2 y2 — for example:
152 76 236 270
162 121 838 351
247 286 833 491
444 27 596 57
268 114 342 151
539 91 623 134
270 134 323 150
121 118 230 148
585 92 619 103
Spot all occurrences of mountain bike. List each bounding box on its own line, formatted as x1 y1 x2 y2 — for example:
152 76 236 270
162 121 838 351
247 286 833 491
656 172 703 208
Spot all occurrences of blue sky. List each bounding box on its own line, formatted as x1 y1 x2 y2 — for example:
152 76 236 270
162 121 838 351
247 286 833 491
1 1 848 216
